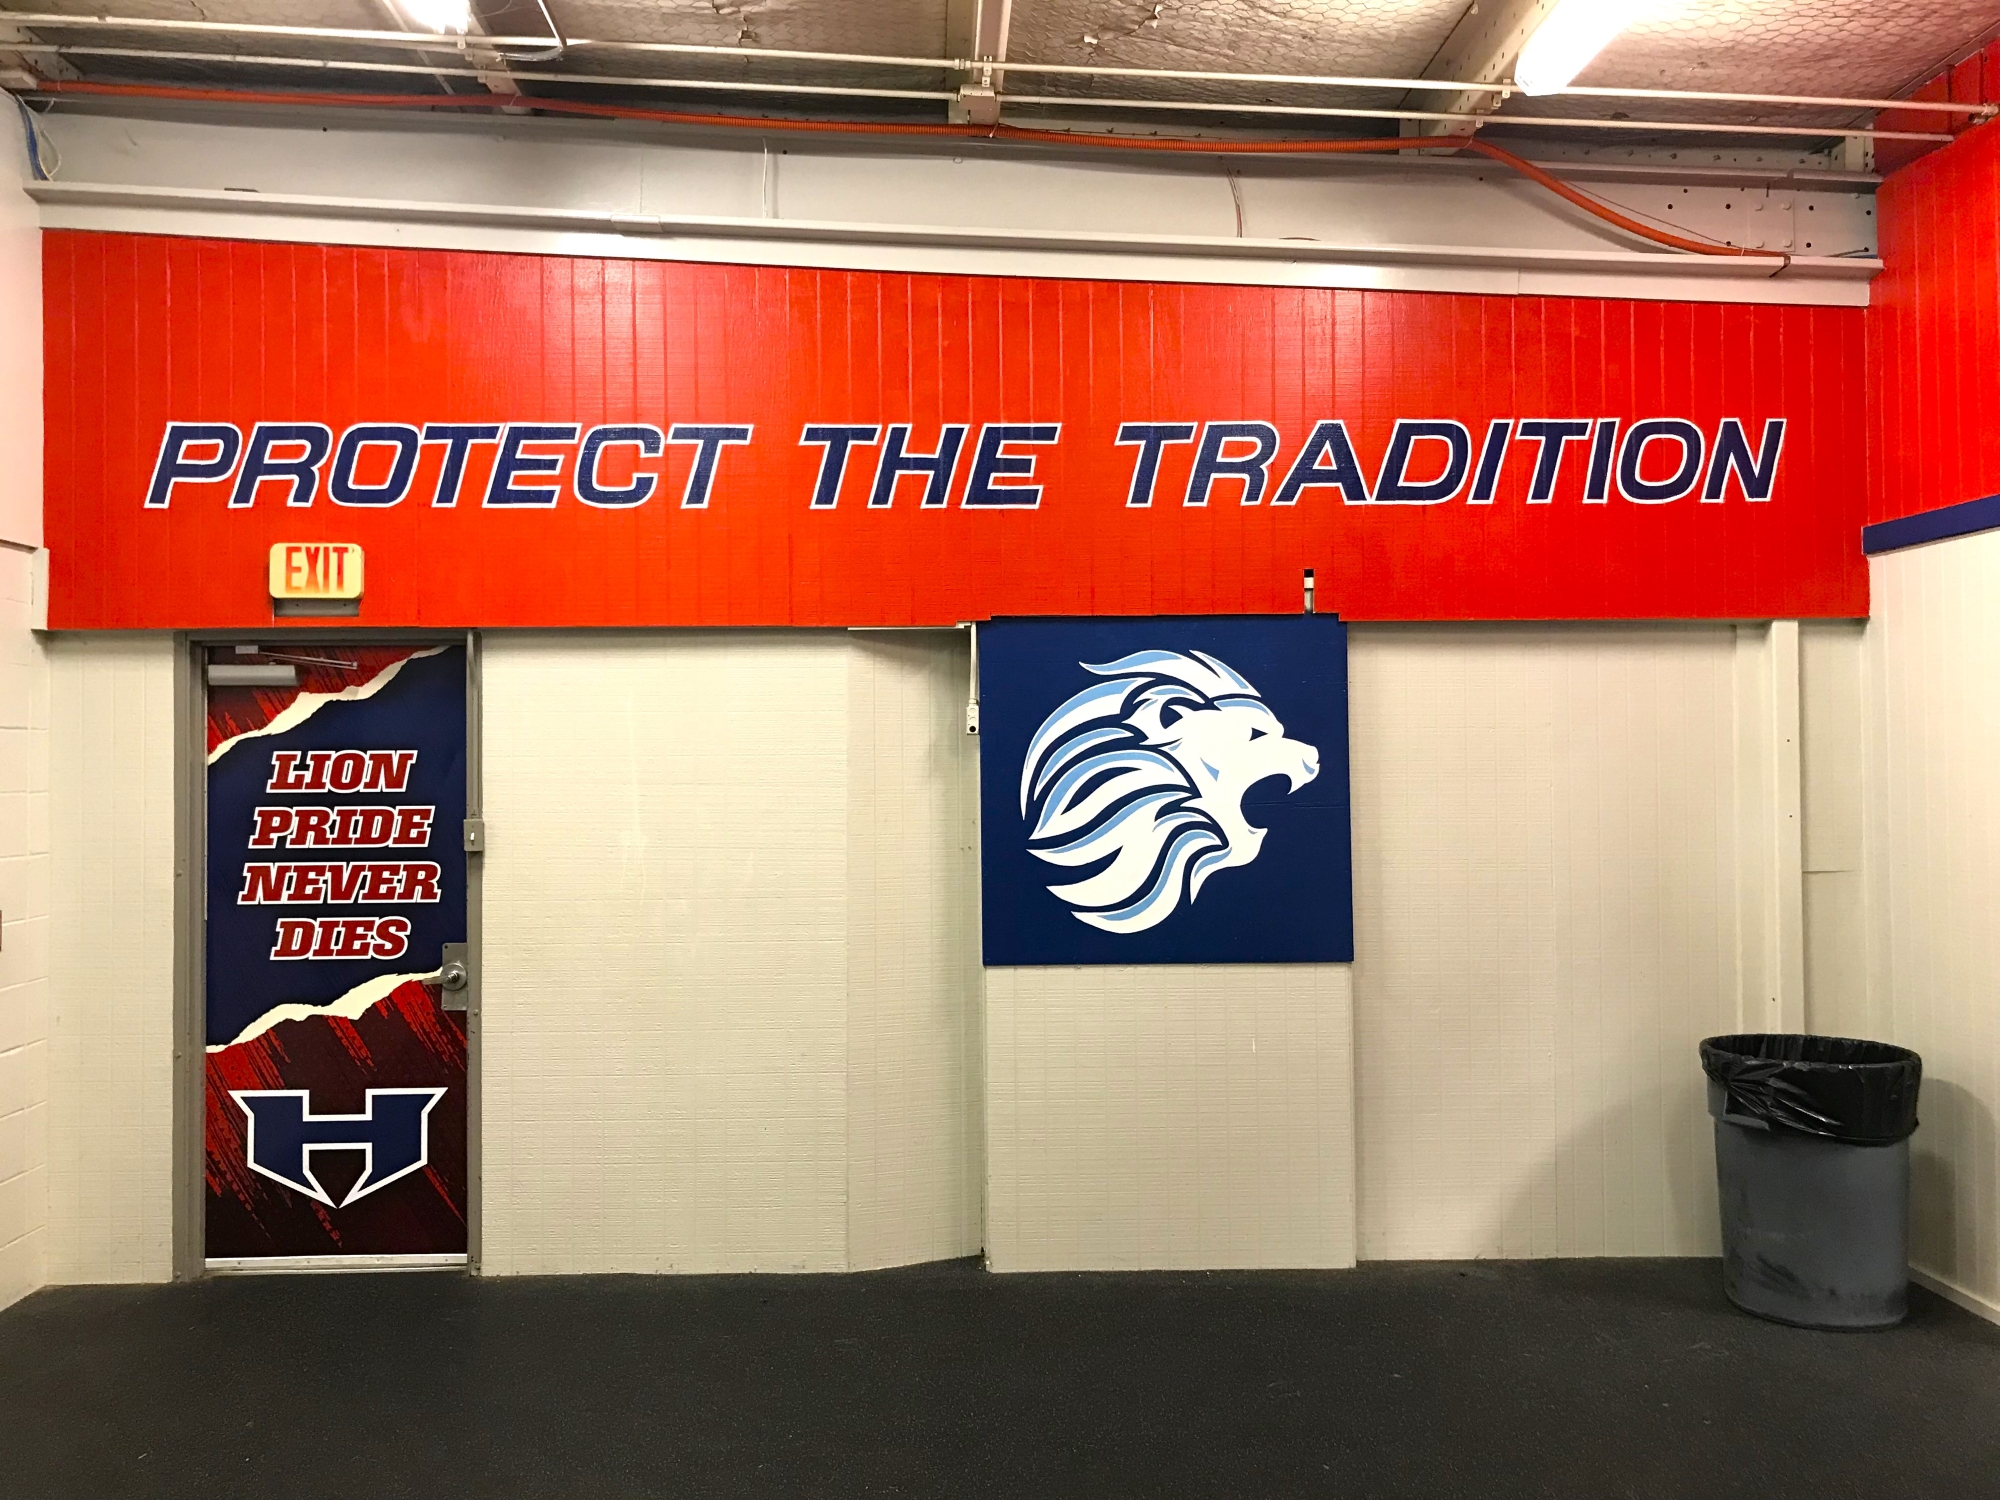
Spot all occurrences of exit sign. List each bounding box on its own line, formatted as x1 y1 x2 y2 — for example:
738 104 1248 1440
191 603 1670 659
269 543 364 600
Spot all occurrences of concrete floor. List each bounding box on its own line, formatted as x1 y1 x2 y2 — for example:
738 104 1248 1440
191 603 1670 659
2 1258 1997 1499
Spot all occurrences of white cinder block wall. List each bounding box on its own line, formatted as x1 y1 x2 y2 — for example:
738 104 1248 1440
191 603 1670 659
0 104 48 1314
0 551 49 1311
1865 534 2000 1322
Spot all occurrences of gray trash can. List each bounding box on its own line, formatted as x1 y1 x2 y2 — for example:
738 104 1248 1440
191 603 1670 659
1700 1034 1923 1330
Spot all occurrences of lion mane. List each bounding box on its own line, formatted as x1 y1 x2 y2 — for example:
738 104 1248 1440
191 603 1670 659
1019 648 1320 934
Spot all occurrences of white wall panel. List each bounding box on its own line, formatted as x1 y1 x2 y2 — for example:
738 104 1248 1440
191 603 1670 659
481 630 981 1275
1799 620 1877 1041
1867 535 2000 1320
1349 625 1737 1260
45 635 175 1285
986 964 1355 1272
846 635 982 1269
481 632 851 1274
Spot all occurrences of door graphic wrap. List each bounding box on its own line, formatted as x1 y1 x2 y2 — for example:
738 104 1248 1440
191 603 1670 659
204 644 468 1261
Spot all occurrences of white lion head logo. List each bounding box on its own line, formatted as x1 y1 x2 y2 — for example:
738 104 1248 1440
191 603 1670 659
1019 648 1320 933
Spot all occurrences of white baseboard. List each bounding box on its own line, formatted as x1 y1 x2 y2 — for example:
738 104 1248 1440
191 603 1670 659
1911 1266 2000 1326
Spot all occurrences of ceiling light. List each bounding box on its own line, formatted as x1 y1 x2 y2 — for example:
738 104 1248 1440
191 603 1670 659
1514 0 1650 96
395 0 473 35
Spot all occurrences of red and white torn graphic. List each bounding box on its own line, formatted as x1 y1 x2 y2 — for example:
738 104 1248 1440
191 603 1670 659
205 978 468 1259
208 645 450 763
210 968 443 1051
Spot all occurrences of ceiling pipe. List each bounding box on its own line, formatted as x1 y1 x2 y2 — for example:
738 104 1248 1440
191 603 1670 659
19 79 1845 260
1001 93 1952 142
0 10 1991 118
14 46 1954 142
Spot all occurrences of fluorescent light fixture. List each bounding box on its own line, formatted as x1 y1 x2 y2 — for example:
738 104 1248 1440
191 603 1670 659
1515 0 1650 96
395 0 473 34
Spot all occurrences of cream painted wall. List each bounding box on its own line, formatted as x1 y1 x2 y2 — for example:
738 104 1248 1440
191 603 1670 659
27 621 1879 1283
45 635 175 1286
1800 620 1875 1042
1865 535 2000 1322
1347 625 1740 1260
846 635 983 1270
480 630 982 1274
985 965 1355 1272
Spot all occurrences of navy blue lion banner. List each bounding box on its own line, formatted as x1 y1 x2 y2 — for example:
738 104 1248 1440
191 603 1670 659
979 616 1353 966
204 645 468 1261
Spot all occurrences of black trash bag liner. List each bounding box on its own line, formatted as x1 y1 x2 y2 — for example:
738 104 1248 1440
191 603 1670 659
1701 1034 1922 1145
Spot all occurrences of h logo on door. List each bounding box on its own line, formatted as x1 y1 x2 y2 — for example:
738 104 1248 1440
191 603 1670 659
233 1088 447 1208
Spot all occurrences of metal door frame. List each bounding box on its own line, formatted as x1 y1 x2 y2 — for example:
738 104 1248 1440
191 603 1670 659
173 629 484 1278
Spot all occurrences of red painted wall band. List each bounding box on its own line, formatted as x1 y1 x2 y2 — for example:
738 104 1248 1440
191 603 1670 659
44 230 1868 626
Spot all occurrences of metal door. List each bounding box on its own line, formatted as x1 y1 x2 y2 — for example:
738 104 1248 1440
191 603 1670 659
202 642 469 1267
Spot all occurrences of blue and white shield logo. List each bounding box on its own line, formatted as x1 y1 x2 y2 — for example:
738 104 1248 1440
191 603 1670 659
980 616 1353 967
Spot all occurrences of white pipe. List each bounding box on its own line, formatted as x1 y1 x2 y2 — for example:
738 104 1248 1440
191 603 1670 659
13 48 957 103
25 178 1883 283
1001 93 1951 142
18 46 1953 142
2 10 1990 117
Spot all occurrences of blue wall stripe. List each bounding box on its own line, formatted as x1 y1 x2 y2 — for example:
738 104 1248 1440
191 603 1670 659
1863 493 2000 556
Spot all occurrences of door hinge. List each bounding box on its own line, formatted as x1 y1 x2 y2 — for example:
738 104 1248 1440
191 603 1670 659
463 816 485 853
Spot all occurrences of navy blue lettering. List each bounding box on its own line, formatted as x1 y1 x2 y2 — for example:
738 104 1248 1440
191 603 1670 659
963 424 1059 508
668 425 752 509
1619 418 1705 504
483 424 579 507
1185 421 1279 507
870 424 966 509
1704 418 1786 502
1584 418 1619 503
800 426 880 510
229 423 332 509
1470 418 1511 504
327 423 420 507
145 423 241 509
1374 420 1472 505
1114 422 1196 507
1272 421 1370 506
575 424 664 507
420 424 501 508
1514 420 1592 503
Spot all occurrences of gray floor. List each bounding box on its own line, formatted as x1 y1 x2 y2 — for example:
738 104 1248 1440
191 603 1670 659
2 1258 1997 1499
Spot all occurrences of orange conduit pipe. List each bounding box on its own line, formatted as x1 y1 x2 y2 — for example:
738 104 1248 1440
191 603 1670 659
31 79 1764 259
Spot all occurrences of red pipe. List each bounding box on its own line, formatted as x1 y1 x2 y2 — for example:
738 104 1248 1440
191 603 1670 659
32 79 1764 260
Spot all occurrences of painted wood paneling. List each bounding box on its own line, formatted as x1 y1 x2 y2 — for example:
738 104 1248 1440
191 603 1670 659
1872 118 2000 525
42 232 1868 629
